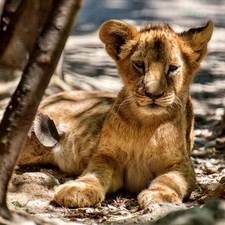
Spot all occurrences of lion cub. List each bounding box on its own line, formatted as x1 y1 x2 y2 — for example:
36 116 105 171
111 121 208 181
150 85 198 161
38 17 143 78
19 20 213 209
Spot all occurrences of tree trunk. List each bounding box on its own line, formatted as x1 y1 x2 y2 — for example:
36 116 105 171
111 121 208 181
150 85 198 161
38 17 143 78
0 0 83 220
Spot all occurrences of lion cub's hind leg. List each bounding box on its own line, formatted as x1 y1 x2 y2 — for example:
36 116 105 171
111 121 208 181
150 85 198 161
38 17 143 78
18 113 60 166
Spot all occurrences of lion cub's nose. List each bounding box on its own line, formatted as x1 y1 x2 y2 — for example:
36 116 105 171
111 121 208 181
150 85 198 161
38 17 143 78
145 90 164 100
144 80 165 100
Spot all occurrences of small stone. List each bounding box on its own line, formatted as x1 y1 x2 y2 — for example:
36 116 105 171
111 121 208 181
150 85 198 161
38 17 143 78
101 209 108 216
199 147 206 151
209 158 219 165
194 137 206 146
194 129 203 136
215 108 224 117
204 162 217 174
47 205 54 211
216 137 225 150
95 203 102 208
205 141 216 148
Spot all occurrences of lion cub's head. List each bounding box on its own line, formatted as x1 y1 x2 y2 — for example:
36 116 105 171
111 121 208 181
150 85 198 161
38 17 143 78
99 20 213 115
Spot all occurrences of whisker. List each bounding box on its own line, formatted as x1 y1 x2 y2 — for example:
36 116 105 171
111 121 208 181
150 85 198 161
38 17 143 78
156 93 174 107
116 96 134 113
169 96 182 110
136 79 144 87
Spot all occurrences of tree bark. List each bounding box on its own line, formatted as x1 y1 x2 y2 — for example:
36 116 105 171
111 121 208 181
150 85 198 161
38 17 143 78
0 0 24 60
0 0 83 220
0 0 53 71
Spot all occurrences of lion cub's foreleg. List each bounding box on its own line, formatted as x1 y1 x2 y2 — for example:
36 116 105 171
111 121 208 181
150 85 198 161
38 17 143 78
54 154 123 207
138 162 196 208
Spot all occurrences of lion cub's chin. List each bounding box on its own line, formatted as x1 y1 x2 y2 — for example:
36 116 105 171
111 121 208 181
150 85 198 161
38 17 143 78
139 104 168 115
135 100 170 115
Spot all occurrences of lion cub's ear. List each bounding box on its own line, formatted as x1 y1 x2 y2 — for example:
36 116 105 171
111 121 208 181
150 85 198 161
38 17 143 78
99 20 139 60
180 21 214 62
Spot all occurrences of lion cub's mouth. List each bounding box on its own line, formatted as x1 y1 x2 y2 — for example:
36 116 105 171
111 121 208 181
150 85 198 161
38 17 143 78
135 100 164 110
149 102 160 108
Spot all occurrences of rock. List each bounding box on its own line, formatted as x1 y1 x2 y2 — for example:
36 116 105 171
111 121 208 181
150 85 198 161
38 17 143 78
153 207 213 225
109 203 187 224
0 211 81 225
144 203 187 221
110 200 225 225
8 172 59 211
199 180 225 204
151 200 225 225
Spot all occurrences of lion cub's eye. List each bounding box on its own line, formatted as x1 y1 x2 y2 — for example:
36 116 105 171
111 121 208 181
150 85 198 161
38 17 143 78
133 61 145 74
168 65 179 73
133 61 145 72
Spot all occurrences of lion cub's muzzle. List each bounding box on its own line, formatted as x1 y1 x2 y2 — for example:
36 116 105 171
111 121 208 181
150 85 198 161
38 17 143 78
144 79 166 100
143 80 167 108
135 78 174 110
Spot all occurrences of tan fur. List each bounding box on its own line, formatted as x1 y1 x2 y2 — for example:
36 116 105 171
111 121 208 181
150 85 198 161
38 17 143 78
19 20 214 209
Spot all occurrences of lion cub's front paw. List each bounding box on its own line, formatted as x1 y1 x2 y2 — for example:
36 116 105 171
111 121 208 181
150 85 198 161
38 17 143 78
54 180 105 208
138 189 182 209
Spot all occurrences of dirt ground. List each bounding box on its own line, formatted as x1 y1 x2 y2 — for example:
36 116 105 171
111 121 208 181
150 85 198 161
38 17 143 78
1 0 225 224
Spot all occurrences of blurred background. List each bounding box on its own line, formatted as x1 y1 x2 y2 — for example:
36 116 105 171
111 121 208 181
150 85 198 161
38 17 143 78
74 0 225 35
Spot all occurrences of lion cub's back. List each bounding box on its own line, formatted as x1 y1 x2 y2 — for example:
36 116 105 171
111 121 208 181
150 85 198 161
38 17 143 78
38 91 116 174
39 90 116 133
